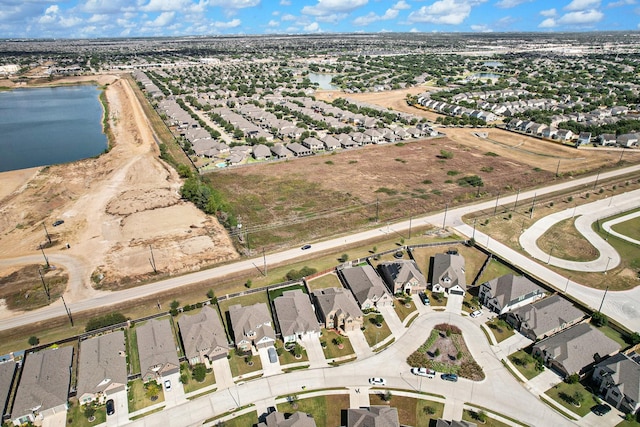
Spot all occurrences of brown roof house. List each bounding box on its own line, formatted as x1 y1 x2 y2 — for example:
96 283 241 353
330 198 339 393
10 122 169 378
178 305 230 366
77 331 127 405
273 290 321 344
136 318 180 383
378 260 427 295
505 294 585 341
229 303 276 351
479 274 545 315
0 360 16 419
339 265 394 309
592 351 640 414
347 406 399 427
12 346 73 425
258 411 317 427
313 287 363 332
532 323 620 377
430 253 466 296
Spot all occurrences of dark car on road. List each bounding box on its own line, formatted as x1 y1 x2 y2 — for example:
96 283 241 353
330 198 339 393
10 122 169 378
301 244 311 250
106 399 115 416
53 220 64 227
592 403 611 416
441 373 458 382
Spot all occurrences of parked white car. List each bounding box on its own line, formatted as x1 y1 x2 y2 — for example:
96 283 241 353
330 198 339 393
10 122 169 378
470 310 483 318
368 377 386 386
411 367 436 378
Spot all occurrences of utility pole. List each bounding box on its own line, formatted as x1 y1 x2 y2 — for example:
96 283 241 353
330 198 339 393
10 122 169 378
598 284 610 313
593 171 600 190
408 216 412 240
43 223 51 245
375 197 379 223
529 193 536 219
493 191 500 216
472 218 477 241
619 148 625 163
513 188 520 211
149 245 157 274
263 248 267 276
442 203 448 230
39 244 50 269
38 268 50 301
61 295 73 326
555 159 561 177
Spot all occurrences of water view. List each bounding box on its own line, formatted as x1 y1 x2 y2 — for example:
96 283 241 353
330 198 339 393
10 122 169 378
0 85 107 172
307 72 338 90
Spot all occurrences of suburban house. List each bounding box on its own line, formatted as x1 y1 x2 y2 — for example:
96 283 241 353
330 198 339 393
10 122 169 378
339 265 394 309
312 287 364 332
478 274 545 315
76 331 128 405
577 132 592 146
12 346 74 425
377 260 427 295
347 406 400 427
136 318 180 383
505 294 585 341
436 420 477 427
0 360 16 419
178 305 230 366
229 303 276 351
258 411 317 427
592 351 640 414
273 290 321 343
252 144 272 160
430 253 466 296
532 323 620 377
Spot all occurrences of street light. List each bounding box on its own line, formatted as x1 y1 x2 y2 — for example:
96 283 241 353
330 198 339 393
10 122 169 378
547 246 554 265
604 256 612 274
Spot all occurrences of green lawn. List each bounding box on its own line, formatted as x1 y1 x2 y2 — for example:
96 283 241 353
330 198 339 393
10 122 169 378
544 381 600 417
307 273 342 291
597 324 629 347
277 394 349 427
611 215 640 241
276 340 310 365
127 379 165 413
228 351 263 378
125 327 140 375
321 329 356 360
425 290 447 307
219 291 270 330
180 362 217 394
462 409 512 427
393 298 417 322
268 283 307 300
67 399 106 427
485 317 515 343
476 258 518 285
617 415 640 427
508 349 543 380
362 314 392 347
369 394 444 427
221 411 259 427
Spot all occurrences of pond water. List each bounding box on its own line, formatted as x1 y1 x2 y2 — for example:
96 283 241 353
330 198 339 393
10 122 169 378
470 72 503 80
307 73 338 90
0 85 107 172
483 61 504 68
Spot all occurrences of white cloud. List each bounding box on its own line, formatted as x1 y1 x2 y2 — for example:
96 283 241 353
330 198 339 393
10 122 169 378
495 0 531 8
213 18 241 28
538 17 557 27
409 27 419 32
540 8 557 16
607 0 635 6
408 0 486 25
281 13 296 21
316 13 347 23
470 24 492 31
558 8 604 23
147 11 175 26
393 0 411 10
208 0 261 7
88 13 110 23
267 19 279 26
353 7 399 26
304 21 321 31
38 5 59 24
280 0 291 4
564 0 601 11
302 0 368 17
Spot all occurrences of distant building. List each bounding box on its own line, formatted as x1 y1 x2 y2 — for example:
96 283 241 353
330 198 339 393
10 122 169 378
346 406 400 427
505 294 585 341
479 274 545 315
257 411 317 427
592 351 640 414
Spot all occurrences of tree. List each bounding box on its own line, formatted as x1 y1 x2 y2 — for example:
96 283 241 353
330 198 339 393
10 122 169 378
177 164 192 178
592 311 608 327
145 382 161 400
84 405 96 419
245 353 254 366
333 336 344 347
28 336 39 347
566 373 580 384
170 300 180 310
339 253 349 262
293 343 304 358
382 390 393 402
476 410 487 423
434 348 441 357
439 149 454 159
423 405 436 415
245 279 252 288
192 363 207 382
375 314 385 326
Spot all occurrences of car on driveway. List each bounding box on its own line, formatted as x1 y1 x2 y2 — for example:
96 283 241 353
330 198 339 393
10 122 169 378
301 244 311 250
164 379 171 391
106 399 115 416
470 310 482 318
592 403 611 416
419 292 430 306
369 377 386 386
441 373 458 382
411 367 436 378
268 347 278 363
53 220 64 227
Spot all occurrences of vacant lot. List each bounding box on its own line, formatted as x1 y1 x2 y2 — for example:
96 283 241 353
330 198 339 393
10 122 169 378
210 138 555 250
0 264 68 311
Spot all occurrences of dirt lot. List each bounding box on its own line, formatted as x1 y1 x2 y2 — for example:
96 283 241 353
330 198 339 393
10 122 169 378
317 87 640 174
0 74 238 308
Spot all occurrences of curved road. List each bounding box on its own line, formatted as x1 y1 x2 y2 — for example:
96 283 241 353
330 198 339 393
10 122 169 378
1 163 639 333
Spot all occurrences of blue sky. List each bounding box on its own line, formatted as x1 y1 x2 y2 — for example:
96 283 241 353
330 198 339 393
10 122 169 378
0 0 636 39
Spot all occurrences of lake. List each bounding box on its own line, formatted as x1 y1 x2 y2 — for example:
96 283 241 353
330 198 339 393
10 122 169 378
307 73 338 90
0 85 107 172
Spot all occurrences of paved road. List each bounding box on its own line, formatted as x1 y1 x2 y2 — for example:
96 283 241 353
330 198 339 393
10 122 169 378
1 163 639 333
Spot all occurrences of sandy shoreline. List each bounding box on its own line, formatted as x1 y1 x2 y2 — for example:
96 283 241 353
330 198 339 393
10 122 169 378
0 167 40 201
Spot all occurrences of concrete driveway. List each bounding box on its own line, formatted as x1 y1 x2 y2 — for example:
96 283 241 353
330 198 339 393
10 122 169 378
106 388 129 427
258 346 282 376
162 371 186 407
300 335 328 369
211 356 234 390
377 305 404 337
345 328 373 359
42 410 67 427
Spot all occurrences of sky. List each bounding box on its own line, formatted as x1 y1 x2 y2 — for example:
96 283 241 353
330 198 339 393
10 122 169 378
0 0 637 39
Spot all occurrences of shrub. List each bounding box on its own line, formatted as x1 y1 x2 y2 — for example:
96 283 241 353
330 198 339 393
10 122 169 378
28 336 39 346
592 311 608 327
566 373 580 384
423 405 436 415
285 266 317 281
457 175 484 187
84 405 96 419
192 363 207 382
439 149 454 159
435 323 462 335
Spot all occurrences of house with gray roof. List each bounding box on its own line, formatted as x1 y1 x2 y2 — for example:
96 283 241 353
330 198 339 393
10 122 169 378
12 346 73 425
273 290 321 344
258 411 317 427
505 294 585 341
77 331 127 405
479 274 545 315
0 360 16 419
178 305 230 366
253 144 272 160
229 303 276 351
532 323 620 377
271 143 293 159
339 265 393 309
312 287 363 332
592 351 640 414
347 406 399 427
436 420 477 427
136 318 180 383
378 260 427 295
431 253 466 296
286 142 312 157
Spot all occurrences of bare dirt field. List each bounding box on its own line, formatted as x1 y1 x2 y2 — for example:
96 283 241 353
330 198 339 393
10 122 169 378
0 74 238 307
317 87 640 174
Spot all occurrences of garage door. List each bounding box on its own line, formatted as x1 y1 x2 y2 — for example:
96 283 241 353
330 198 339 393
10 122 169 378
449 290 464 296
